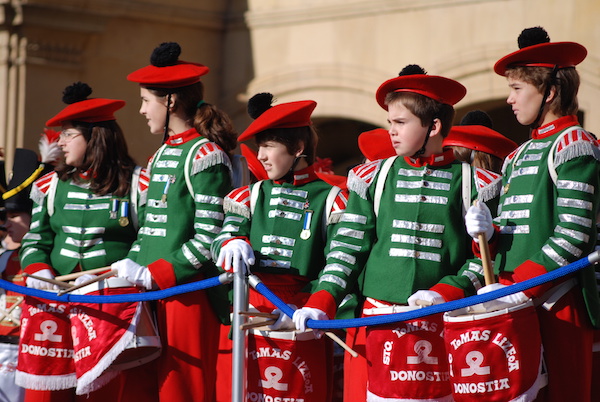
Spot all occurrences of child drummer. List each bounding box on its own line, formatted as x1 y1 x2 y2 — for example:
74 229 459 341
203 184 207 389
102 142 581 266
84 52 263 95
466 26 600 402
293 65 502 401
212 92 348 401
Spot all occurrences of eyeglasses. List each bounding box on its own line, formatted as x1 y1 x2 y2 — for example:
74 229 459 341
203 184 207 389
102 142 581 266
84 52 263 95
59 130 82 142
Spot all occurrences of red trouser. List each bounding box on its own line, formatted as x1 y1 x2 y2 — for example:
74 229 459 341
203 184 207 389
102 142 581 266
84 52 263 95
155 289 220 402
535 287 593 402
343 326 368 402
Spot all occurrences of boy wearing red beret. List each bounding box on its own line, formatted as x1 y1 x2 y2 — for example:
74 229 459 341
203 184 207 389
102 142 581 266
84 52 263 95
466 27 600 402
213 93 349 401
294 65 502 401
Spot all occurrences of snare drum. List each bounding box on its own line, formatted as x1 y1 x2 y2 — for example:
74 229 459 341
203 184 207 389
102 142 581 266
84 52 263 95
70 276 160 395
363 303 452 401
443 301 546 401
247 328 333 402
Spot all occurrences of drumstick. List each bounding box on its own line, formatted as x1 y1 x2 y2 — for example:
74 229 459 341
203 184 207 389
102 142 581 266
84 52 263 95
23 273 71 289
478 233 495 286
0 297 23 325
239 311 279 319
56 270 116 296
55 266 111 282
240 311 359 358
240 319 277 330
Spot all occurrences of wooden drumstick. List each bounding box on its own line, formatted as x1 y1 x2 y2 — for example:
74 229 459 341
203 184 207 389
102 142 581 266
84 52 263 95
240 319 277 330
239 311 359 358
478 233 495 286
55 266 111 282
56 270 116 296
0 297 23 325
23 273 71 289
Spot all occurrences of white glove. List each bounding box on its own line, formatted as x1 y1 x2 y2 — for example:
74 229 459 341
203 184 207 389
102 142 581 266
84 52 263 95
268 305 297 331
292 307 328 336
26 269 58 290
407 290 445 306
477 283 529 312
465 201 494 242
216 239 255 274
111 259 154 290
74 274 97 286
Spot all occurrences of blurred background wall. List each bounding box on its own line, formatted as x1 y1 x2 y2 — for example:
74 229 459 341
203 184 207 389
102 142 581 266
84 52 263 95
1 0 598 175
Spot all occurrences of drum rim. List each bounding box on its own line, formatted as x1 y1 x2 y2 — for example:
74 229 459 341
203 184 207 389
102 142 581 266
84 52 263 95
443 299 534 322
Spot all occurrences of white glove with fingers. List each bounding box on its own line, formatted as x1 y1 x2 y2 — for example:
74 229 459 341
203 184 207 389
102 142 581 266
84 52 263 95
465 201 494 242
268 305 297 331
292 307 328 337
216 239 255 274
111 258 154 290
73 274 98 286
407 290 445 307
477 283 529 312
25 269 58 290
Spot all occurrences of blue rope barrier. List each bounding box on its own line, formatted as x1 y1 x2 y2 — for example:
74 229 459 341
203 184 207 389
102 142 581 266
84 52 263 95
0 273 232 303
251 251 599 330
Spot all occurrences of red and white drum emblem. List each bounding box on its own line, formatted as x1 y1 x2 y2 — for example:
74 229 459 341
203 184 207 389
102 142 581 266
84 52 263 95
444 301 545 401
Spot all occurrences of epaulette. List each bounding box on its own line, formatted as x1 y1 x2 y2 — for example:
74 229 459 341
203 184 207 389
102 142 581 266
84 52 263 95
30 171 58 206
191 141 232 175
474 167 502 203
347 160 383 199
328 188 349 225
501 144 524 175
555 128 600 168
223 185 251 219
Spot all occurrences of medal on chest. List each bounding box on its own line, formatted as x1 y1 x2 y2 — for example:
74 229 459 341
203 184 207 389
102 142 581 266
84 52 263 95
109 198 130 227
301 207 313 240
161 175 176 203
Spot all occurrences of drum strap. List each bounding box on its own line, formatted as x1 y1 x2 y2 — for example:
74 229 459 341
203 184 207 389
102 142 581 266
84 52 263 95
534 277 577 311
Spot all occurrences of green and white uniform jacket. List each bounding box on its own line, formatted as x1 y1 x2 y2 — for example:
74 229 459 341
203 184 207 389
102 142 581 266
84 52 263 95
211 166 348 294
20 167 148 275
494 115 600 326
304 149 502 317
129 128 233 289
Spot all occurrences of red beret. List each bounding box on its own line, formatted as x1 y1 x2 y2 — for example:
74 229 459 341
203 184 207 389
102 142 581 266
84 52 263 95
316 171 348 190
443 125 518 159
376 74 466 110
127 61 209 89
46 98 125 127
358 128 395 161
240 144 268 181
494 41 587 76
238 100 317 142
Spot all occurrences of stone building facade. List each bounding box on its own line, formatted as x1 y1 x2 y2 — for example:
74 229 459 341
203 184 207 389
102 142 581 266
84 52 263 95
1 0 598 174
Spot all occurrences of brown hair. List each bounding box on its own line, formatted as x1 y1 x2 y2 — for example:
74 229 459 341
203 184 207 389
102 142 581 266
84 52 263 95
149 82 238 155
450 145 503 173
506 66 580 117
56 121 137 197
255 125 319 165
385 91 455 137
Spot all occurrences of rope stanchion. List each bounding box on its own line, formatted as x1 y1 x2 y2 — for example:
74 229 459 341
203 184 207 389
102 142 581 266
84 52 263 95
250 251 600 330
0 272 233 303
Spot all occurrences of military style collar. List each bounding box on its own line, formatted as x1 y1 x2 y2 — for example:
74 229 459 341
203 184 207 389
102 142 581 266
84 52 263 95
165 128 201 146
405 148 455 167
532 115 579 139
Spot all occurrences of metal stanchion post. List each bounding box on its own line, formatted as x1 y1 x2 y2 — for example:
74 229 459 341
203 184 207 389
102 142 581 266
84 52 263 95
231 266 249 402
